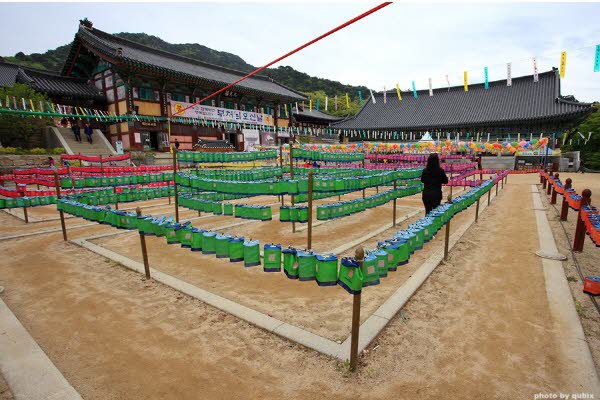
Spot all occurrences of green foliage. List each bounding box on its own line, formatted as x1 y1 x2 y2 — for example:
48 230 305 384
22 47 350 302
303 90 363 117
0 84 52 148
0 146 63 155
29 147 48 154
561 106 600 169
3 33 368 115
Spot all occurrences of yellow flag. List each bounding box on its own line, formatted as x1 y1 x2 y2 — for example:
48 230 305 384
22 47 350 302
284 103 288 117
463 71 469 92
309 98 312 112
50 103 56 113
396 83 402 101
345 93 350 109
560 51 567 78
29 99 35 111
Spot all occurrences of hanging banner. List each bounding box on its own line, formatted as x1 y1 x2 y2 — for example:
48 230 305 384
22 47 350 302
370 89 376 104
334 95 338 111
325 96 328 111
396 83 402 101
358 91 363 105
171 101 272 126
411 81 417 98
595 44 600 72
445 75 450 91
507 62 512 86
346 93 350 109
428 78 433 96
484 67 489 89
383 87 387 104
463 71 468 92
560 51 567 78
533 57 539 82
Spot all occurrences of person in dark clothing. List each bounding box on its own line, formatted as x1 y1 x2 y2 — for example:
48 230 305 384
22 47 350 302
421 153 449 214
72 122 81 142
84 123 93 144
174 139 180 150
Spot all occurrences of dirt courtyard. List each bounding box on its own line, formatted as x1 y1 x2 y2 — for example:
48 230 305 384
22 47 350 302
0 173 598 399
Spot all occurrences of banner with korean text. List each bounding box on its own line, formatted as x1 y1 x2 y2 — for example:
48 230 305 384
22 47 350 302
170 101 273 126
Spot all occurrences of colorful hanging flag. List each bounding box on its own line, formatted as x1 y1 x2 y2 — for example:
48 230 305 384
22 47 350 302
345 93 350 109
533 57 539 82
5 96 8 109
383 86 387 104
560 51 567 78
463 71 468 92
369 89 376 104
411 81 417 98
445 75 450 91
358 91 363 105
396 83 402 101
484 67 489 90
21 98 27 110
12 96 17 110
334 95 338 111
325 96 328 111
594 44 600 72
316 98 320 111
428 78 433 96
507 62 512 86
39 101 44 113
29 99 35 112
295 102 299 114
284 103 288 117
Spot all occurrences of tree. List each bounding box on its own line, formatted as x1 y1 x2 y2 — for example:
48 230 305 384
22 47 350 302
303 90 363 117
0 84 52 148
561 105 600 169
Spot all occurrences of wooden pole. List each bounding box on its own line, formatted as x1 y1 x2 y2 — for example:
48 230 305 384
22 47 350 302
475 198 480 223
307 170 314 249
495 182 498 197
550 173 559 204
546 175 553 195
136 207 151 279
173 147 179 222
114 186 119 210
289 145 295 233
560 178 571 221
100 154 104 175
488 186 491 206
392 180 397 226
22 203 29 224
444 193 452 261
573 189 591 252
349 247 364 372
53 171 68 241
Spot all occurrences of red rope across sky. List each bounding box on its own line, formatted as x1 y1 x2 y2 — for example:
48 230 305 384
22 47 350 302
172 2 392 116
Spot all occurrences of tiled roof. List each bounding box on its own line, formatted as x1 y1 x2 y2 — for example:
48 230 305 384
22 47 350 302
332 69 594 130
18 68 103 99
0 60 103 100
294 108 344 122
0 62 19 87
69 25 307 102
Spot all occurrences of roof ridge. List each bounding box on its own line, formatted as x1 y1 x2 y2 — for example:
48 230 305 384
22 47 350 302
84 26 275 82
375 69 558 96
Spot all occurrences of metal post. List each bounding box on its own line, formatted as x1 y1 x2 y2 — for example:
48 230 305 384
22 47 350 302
560 178 571 221
53 172 67 241
449 164 453 198
307 171 314 249
444 194 452 260
550 173 559 204
542 173 547 189
173 147 179 222
475 198 480 223
22 205 29 224
349 247 364 372
289 145 295 233
392 180 397 226
496 182 498 197
488 187 491 206
573 189 591 252
136 207 151 279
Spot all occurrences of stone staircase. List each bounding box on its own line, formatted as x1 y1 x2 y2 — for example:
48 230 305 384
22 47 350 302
48 127 116 158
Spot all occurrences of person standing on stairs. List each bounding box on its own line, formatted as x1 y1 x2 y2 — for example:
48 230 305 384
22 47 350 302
84 123 93 144
72 121 81 142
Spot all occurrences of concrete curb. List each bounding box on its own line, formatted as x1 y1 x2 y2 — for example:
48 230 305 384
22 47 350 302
531 185 600 394
0 298 82 400
0 223 97 241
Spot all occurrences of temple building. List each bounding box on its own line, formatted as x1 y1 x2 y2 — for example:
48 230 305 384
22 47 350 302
60 19 306 151
331 69 595 143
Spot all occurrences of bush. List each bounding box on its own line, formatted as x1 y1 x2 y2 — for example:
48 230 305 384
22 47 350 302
29 147 48 155
52 147 65 155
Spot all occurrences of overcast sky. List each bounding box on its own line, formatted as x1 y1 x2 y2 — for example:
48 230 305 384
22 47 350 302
1 2 599 102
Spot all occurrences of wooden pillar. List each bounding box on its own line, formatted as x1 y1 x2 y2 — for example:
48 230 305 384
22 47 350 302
307 171 314 249
136 207 151 279
289 145 295 233
173 147 179 222
392 180 397 226
573 189 592 252
53 172 68 241
560 178 572 221
349 247 364 372
550 173 559 204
